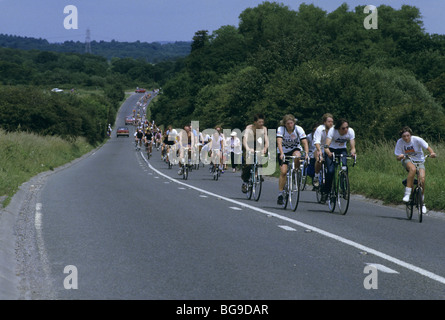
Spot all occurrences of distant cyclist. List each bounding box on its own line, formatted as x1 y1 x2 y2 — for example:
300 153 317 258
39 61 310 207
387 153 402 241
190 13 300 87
178 124 195 175
134 128 144 149
394 126 436 213
241 113 269 193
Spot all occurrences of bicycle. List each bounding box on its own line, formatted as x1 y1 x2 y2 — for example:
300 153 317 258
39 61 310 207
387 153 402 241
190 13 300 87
404 155 429 223
145 141 152 159
246 151 264 201
299 154 309 191
327 153 356 215
209 149 222 181
135 139 142 151
315 156 327 204
180 147 192 180
281 155 304 211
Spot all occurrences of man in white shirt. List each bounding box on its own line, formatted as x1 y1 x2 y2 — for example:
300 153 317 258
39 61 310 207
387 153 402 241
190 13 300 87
313 113 334 188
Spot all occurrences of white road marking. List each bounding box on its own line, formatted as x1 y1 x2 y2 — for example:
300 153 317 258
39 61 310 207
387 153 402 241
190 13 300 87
278 225 297 231
229 207 242 211
34 203 52 286
365 263 399 274
140 153 445 286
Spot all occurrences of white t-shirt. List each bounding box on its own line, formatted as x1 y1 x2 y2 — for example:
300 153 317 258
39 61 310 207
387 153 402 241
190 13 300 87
306 132 316 155
277 125 306 153
210 133 224 150
394 136 428 162
313 124 328 146
327 127 355 149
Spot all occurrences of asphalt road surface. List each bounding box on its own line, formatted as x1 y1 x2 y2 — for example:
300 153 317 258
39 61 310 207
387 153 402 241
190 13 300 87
18 93 445 300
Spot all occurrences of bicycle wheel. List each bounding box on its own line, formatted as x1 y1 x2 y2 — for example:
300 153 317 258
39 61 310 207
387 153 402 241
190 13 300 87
315 166 325 203
246 178 253 200
282 180 289 209
183 166 188 180
416 187 423 223
300 162 308 191
290 170 301 212
337 171 350 215
253 169 262 201
406 193 413 220
328 173 336 213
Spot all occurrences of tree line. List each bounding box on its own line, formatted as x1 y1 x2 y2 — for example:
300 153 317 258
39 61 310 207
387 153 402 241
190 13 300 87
0 34 191 63
151 2 445 142
0 46 183 89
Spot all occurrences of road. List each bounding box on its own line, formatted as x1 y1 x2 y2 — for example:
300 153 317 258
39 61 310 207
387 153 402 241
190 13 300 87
18 93 445 300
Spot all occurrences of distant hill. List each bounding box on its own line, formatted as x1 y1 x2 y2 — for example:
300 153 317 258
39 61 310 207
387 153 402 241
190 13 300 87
0 34 191 63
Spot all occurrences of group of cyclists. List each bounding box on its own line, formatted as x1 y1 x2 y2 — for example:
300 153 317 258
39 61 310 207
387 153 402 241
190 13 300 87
129 91 437 214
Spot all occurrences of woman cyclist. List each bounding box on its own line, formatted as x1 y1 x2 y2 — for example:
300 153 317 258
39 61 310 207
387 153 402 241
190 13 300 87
394 126 436 214
277 114 309 205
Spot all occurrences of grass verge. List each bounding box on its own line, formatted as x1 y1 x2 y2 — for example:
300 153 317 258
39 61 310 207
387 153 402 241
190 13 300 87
0 129 96 208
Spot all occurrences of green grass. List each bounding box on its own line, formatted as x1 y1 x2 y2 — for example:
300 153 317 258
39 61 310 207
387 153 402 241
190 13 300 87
0 129 96 207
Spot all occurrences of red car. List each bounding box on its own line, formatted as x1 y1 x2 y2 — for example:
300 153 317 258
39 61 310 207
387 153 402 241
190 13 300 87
116 127 130 137
135 88 146 93
125 117 134 125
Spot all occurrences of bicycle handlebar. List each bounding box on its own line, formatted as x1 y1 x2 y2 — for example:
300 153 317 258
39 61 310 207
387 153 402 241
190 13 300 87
331 153 357 167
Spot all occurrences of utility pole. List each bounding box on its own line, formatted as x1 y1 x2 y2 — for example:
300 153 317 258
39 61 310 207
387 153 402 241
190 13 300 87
85 28 92 54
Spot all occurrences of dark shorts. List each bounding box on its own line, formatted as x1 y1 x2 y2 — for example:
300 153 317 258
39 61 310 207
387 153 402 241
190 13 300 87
278 148 301 167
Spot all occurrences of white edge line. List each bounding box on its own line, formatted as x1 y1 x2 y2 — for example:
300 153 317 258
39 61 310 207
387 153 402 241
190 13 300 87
140 152 445 286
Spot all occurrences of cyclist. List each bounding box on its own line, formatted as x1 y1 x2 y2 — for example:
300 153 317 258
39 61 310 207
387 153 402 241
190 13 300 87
178 124 195 175
241 113 269 193
225 131 242 173
208 125 225 174
144 128 153 156
155 128 162 150
277 114 309 205
394 126 436 213
306 122 319 188
313 113 334 188
134 128 144 149
323 118 356 203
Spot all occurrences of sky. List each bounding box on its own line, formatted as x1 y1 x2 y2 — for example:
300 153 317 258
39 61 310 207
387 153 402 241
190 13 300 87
0 0 444 43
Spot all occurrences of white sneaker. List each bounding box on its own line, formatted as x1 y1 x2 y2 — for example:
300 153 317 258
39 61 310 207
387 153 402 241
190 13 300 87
313 175 320 187
422 205 427 214
403 194 410 202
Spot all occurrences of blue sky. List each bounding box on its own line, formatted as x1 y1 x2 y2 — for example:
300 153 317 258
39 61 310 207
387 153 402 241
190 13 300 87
0 0 443 43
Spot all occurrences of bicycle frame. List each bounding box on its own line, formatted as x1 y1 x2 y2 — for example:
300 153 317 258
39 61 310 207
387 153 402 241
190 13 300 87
246 151 263 201
328 153 356 215
282 155 303 211
404 155 429 222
